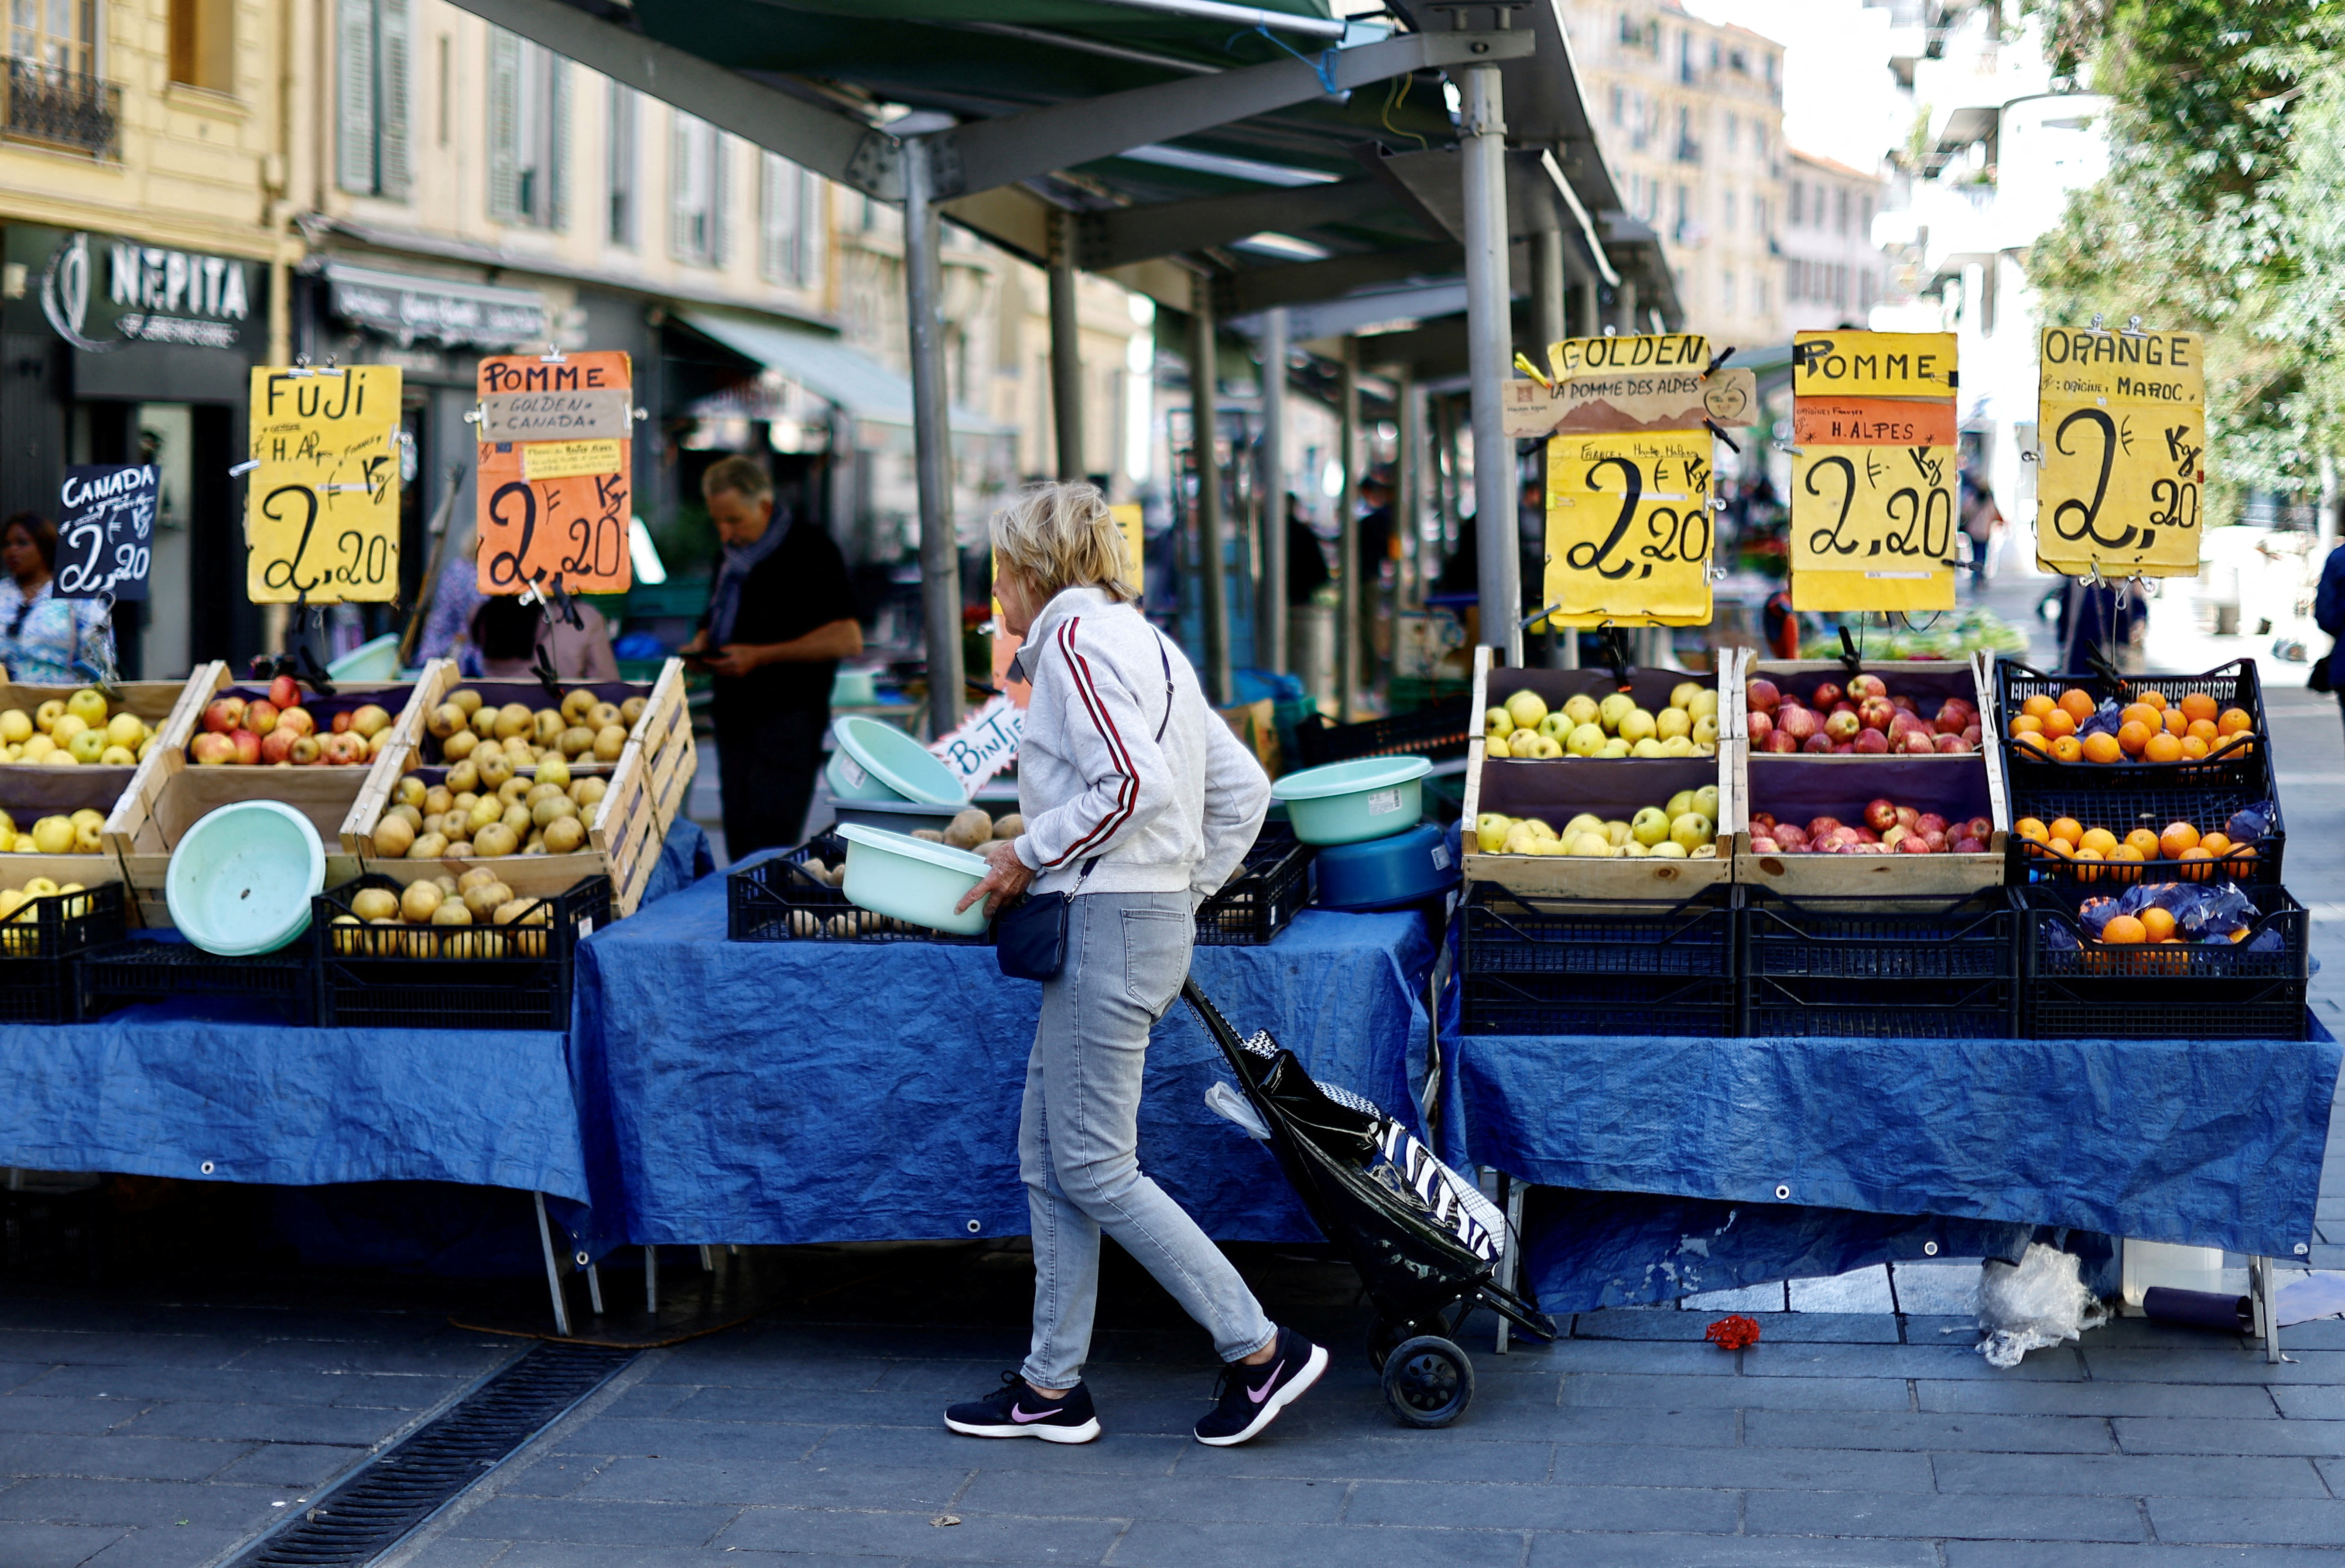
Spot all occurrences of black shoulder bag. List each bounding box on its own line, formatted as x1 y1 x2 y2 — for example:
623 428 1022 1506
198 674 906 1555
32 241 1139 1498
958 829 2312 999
995 633 1174 981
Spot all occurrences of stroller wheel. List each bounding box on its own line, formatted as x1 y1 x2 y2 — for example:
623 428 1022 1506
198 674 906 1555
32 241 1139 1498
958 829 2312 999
1382 1335 1474 1428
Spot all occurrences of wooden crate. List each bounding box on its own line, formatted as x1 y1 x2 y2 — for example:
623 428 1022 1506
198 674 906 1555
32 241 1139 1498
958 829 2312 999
0 671 214 905
103 664 445 928
345 659 696 917
1461 646 1733 900
1730 652 2011 902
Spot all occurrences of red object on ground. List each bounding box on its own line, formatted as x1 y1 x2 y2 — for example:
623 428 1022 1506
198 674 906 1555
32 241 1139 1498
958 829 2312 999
1705 1314 1762 1350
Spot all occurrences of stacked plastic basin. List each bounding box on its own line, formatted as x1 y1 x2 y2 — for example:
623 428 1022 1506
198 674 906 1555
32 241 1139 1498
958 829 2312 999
824 714 971 833
1269 755 1457 911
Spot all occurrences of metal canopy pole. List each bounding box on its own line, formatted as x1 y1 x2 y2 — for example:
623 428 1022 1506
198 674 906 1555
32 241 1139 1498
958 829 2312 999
1397 365 1421 612
1188 281 1232 705
905 140 964 739
1533 225 1566 365
1260 306 1289 674
1458 55 1522 668
1049 212 1085 482
1336 337 1360 722
1614 276 1640 334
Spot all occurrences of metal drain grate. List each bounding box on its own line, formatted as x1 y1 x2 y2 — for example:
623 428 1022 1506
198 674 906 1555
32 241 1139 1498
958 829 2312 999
224 1343 636 1568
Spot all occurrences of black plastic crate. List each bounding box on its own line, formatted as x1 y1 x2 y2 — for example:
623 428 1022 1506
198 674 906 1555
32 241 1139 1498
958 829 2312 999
312 873 610 1030
0 881 128 1024
1294 697 1473 768
1196 826 1315 946
1993 657 2274 794
2019 880 2309 1040
1740 887 2020 1038
1459 882 1739 1036
78 938 315 1024
727 833 993 944
2004 775 2284 888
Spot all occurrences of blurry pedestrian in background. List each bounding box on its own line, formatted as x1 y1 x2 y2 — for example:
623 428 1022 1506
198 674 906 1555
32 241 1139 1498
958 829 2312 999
471 593 620 681
0 512 113 683
1960 470 2004 582
2312 534 2345 737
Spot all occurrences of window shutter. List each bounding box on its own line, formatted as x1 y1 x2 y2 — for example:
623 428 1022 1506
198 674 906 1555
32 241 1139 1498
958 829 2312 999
606 81 635 247
545 55 571 231
486 27 521 221
377 0 411 197
799 172 825 291
335 0 377 195
709 133 730 267
669 111 695 260
760 151 793 283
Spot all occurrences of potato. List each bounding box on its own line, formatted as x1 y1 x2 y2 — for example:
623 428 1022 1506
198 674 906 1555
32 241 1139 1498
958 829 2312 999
531 795 578 829
430 900 472 926
620 695 647 727
400 881 443 922
457 867 501 893
558 725 595 758
560 688 599 725
446 758 480 795
589 701 622 731
497 776 531 805
424 785 454 817
448 687 483 716
462 880 513 920
943 808 993 850
542 816 586 855
371 815 414 858
469 704 499 739
571 775 607 807
474 822 520 858
446 840 474 859
442 729 479 761
592 724 626 763
992 813 1024 840
911 828 945 842
452 791 479 813
491 898 529 925
351 887 400 922
476 750 513 789
493 702 534 739
407 831 449 860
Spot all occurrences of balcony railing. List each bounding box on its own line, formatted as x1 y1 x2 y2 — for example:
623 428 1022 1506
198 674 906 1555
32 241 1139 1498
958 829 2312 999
3 58 120 158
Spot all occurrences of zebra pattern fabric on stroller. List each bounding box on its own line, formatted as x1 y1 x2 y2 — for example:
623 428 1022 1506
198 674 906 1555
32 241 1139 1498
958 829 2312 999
1185 979 1555 1427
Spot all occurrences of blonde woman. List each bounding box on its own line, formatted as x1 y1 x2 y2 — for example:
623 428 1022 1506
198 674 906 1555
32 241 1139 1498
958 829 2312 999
944 482 1326 1448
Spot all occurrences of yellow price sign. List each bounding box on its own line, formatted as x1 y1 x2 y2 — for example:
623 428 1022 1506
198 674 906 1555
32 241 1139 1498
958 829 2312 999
1790 445 1959 612
2035 327 2207 578
245 365 402 603
1541 431 1714 627
1547 331 1709 382
1790 330 1958 398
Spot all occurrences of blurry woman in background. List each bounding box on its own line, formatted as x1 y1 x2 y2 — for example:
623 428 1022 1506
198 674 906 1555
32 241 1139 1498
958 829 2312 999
469 592 619 681
0 512 113 683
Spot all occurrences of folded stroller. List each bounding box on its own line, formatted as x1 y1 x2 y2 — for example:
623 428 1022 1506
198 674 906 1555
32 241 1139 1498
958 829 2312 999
1184 978 1555 1427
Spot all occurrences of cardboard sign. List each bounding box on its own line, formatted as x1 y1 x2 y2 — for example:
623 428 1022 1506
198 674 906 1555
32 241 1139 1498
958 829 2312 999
479 386 633 442
246 366 402 603
1540 431 1714 626
1547 332 1710 380
1791 331 1957 398
476 350 633 596
55 464 156 601
1790 445 1960 612
1791 397 1958 448
2035 328 2207 578
1503 366 1757 439
928 694 1024 791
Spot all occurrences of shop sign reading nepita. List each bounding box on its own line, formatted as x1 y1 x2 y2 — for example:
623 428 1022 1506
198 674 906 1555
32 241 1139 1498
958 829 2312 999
32 229 253 353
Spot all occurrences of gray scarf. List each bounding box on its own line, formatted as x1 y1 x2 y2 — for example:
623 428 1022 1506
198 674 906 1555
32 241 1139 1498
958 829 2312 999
708 516 788 645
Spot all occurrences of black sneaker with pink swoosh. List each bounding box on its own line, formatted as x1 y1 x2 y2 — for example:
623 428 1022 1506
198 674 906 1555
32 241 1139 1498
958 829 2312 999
943 1373 1101 1444
1193 1326 1329 1446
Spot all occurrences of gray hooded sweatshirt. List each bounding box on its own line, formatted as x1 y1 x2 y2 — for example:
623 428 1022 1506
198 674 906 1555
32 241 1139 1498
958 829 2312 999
1006 585 1270 901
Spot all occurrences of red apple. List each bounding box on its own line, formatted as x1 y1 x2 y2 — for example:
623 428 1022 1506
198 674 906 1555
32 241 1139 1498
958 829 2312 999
277 707 315 739
1889 710 1922 739
1863 798 1898 832
245 699 279 737
1923 829 1948 852
1855 729 1890 754
290 734 322 765
1883 824 1908 848
1766 731 1799 753
1750 811 1777 832
1902 731 1938 755
1894 806 1919 831
1751 835 1780 853
1938 734 1975 754
1780 707 1820 743
1853 825 1880 843
1747 678 1781 713
202 697 245 734
1915 813 1947 837
1775 825 1809 849
331 709 353 735
1890 695 1917 714
1961 725 1982 747
323 732 366 765
1812 681 1843 710
1748 710 1774 744
1897 834 1935 854
1965 817 1993 842
190 732 235 765
1848 673 1887 700
1825 710 1862 743
1859 696 1896 732
259 729 296 765
270 674 299 710
1934 704 1967 735
230 728 260 765
1952 836 1987 855
1802 734 1833 753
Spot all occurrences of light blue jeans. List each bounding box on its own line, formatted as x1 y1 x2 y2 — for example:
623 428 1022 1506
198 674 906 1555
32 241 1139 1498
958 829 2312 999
1018 889 1277 1389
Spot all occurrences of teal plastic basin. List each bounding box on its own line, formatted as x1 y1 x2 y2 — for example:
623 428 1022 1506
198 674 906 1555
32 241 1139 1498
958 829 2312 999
825 715 968 805
1269 755 1433 845
164 799 327 955
836 823 990 936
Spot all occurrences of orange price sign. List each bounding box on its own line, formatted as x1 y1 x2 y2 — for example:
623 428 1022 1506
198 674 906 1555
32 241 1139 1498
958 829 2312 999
475 350 633 595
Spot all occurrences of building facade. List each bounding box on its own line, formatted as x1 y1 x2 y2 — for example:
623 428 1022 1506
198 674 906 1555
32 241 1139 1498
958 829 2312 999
1779 148 1892 333
1563 0 1785 344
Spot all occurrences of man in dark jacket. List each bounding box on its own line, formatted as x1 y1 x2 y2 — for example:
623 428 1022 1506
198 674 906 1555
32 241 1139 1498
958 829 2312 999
679 456 863 859
2315 538 2345 736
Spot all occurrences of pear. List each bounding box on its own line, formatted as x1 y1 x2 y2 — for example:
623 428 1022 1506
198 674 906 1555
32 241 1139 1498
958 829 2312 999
1561 693 1600 728
1618 708 1658 743
1503 690 1547 730
1655 708 1691 741
1566 722 1606 757
1669 681 1702 711
1598 692 1635 732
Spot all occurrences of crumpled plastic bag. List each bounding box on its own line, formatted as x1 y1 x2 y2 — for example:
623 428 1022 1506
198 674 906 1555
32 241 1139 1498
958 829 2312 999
1205 1080 1271 1141
1976 1242 2108 1367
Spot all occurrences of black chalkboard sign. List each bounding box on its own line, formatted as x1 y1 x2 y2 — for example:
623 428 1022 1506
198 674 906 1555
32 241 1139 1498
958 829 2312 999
55 464 156 602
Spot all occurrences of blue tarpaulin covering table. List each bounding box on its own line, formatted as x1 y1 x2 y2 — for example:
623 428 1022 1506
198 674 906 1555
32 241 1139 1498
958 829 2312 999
1439 1019 2341 1312
570 853 1437 1248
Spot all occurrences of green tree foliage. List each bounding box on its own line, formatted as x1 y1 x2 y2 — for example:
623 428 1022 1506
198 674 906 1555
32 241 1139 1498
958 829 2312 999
2025 1 2335 514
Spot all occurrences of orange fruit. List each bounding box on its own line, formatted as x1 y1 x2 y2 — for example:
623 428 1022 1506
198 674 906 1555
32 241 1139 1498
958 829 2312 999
2200 831 2232 857
2116 721 2153 757
2159 821 2201 859
2111 843 2145 861
2049 818 2083 846
2140 689 2169 712
2102 913 2147 944
2050 736 2083 763
2043 709 2078 740
2141 907 2177 941
2185 718 2218 743
2233 842 2258 862
2017 731 2050 756
2119 703 2160 732
2078 827 2119 854
2123 828 2160 859
2016 817 2049 843
2218 707 2253 736
2010 714 2044 736
2177 846 2215 881
2162 708 2189 736
2048 836 2078 857
2023 694 2057 719
2069 846 2104 880
2180 736 2209 758
2058 688 2096 723
2179 692 2218 723
2143 732 2183 763
2081 732 2123 764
